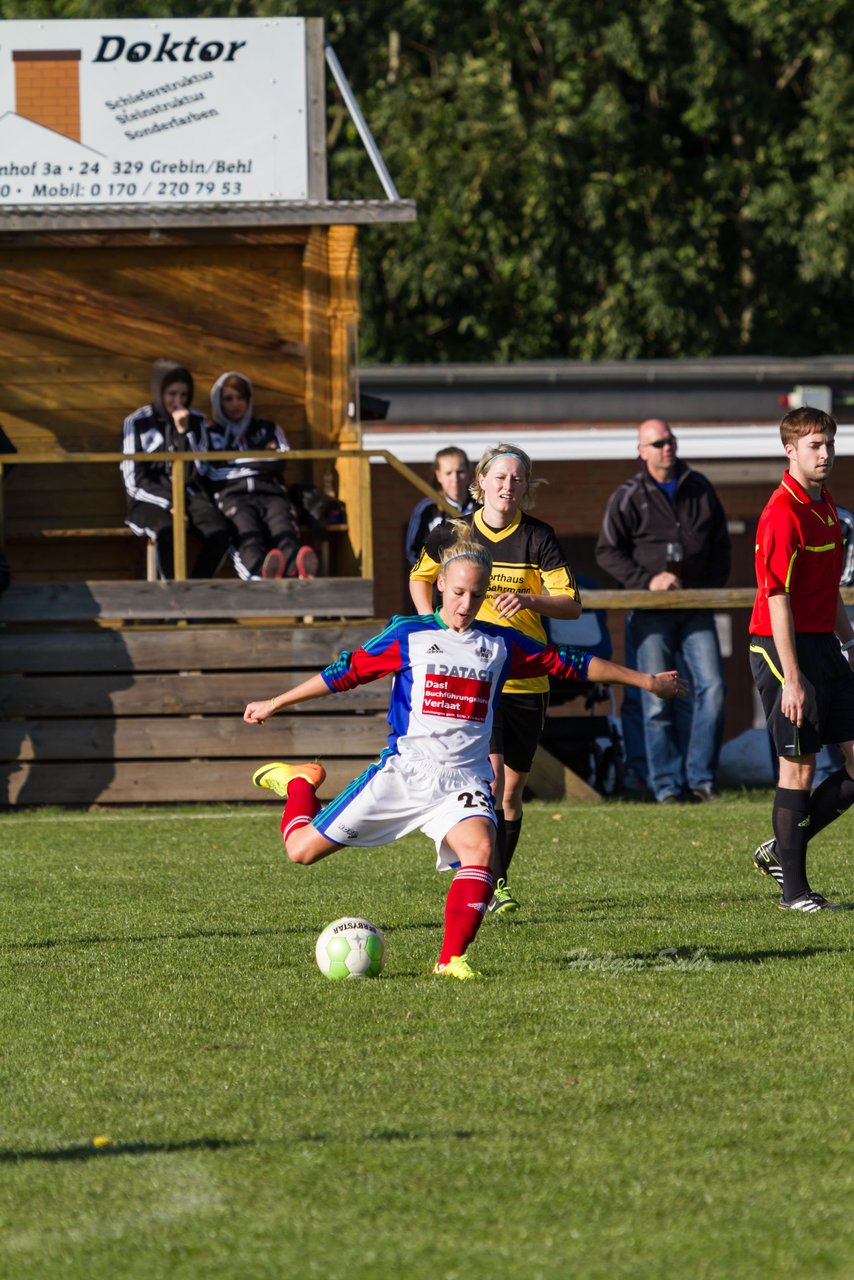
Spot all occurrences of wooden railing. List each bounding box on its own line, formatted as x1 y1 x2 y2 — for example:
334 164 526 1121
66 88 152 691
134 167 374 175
0 447 453 582
583 589 758 610
584 588 854 609
5 448 853 610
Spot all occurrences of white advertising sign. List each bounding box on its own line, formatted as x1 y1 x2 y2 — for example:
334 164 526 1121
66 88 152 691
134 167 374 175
0 18 310 205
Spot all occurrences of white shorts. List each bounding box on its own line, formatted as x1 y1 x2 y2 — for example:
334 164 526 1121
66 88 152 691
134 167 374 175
313 751 497 870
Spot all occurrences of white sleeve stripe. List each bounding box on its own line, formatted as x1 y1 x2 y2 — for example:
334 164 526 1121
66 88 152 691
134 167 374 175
121 411 171 508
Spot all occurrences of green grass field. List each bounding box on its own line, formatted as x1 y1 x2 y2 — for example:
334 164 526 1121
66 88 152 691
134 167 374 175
2 793 854 1279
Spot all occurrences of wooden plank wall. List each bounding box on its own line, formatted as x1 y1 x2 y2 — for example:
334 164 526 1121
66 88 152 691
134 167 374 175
0 579 375 623
0 233 313 581
0 621 389 807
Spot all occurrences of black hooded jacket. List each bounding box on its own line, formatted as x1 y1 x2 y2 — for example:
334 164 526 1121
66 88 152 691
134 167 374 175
595 460 730 591
204 370 290 499
121 359 211 510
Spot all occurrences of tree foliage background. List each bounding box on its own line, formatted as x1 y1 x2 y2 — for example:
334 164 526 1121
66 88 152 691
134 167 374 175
3 0 854 362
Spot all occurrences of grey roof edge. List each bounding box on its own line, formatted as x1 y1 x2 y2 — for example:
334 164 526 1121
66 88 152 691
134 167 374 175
360 356 854 385
0 198 417 231
360 422 854 463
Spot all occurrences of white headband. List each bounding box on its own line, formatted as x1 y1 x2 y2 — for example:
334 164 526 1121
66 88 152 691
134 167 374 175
441 552 490 569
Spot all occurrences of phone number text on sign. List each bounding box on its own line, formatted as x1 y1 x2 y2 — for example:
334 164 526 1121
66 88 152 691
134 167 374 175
0 157 252 202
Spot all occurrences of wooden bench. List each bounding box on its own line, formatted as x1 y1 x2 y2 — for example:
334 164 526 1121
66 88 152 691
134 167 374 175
0 579 383 806
9 523 133 539
6 522 162 581
1 458 348 583
6 522 348 582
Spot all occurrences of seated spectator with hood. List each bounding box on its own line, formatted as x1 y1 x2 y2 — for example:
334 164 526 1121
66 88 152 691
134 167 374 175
206 370 317 580
121 359 231 580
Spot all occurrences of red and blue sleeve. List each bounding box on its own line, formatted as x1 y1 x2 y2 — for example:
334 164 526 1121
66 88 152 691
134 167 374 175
320 619 406 692
505 632 592 684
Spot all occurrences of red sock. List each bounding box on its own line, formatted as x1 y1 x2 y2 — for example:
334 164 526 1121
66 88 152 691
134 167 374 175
280 777 321 845
438 867 495 965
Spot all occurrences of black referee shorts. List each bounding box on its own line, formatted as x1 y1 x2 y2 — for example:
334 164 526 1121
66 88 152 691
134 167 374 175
749 632 854 758
489 691 549 774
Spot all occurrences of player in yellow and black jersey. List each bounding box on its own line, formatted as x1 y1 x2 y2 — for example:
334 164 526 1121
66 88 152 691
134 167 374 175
410 442 582 916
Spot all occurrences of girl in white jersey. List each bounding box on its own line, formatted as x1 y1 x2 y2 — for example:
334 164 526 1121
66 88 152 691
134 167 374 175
410 443 580 916
244 536 683 980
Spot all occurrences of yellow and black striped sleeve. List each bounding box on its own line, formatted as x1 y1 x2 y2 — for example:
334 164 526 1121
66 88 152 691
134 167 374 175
409 545 442 583
530 522 579 601
409 521 462 584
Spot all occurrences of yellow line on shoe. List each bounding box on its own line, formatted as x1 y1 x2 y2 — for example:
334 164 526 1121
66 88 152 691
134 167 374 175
251 761 326 797
431 954 481 980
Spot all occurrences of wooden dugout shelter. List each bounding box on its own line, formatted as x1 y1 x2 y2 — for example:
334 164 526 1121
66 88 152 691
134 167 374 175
0 210 410 581
0 18 420 807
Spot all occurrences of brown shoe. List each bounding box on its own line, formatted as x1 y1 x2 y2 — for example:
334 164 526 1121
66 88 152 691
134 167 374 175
260 549 286 579
295 545 319 579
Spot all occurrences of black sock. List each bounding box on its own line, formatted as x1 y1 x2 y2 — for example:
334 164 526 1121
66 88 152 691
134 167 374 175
808 767 854 841
503 816 523 878
772 787 811 901
493 810 507 880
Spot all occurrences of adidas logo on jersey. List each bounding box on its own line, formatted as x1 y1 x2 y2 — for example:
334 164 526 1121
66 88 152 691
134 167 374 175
427 643 443 654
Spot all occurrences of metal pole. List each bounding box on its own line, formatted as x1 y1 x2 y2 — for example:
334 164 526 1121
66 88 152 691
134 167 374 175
324 42 401 202
305 19 328 200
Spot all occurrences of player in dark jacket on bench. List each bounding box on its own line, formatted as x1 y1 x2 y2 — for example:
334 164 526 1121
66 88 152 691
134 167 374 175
121 359 231 580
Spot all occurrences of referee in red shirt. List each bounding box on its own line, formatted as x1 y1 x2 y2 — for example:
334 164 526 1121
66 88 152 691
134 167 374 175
750 407 854 910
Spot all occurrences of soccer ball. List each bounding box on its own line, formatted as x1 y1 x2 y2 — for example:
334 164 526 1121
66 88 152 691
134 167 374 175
315 917 386 980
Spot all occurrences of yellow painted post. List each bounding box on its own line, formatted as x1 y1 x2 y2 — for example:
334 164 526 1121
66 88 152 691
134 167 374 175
302 228 333 463
171 456 187 581
359 452 373 579
330 229 362 575
303 225 364 576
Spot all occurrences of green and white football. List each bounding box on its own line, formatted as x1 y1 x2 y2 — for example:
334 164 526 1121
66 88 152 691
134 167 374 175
315 917 386 980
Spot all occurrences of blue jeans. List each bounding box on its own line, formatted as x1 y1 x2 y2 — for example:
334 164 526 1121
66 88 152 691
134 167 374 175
628 609 725 801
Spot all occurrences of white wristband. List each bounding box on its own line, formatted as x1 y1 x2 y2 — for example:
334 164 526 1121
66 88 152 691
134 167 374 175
841 639 854 652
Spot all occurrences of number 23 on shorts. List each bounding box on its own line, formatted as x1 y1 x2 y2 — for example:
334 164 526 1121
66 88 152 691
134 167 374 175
456 789 494 813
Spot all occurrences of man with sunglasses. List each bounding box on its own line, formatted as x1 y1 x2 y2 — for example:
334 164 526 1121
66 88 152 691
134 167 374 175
596 419 731 804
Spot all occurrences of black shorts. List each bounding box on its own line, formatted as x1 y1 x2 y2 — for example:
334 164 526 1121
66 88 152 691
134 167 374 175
489 691 549 774
749 632 854 758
